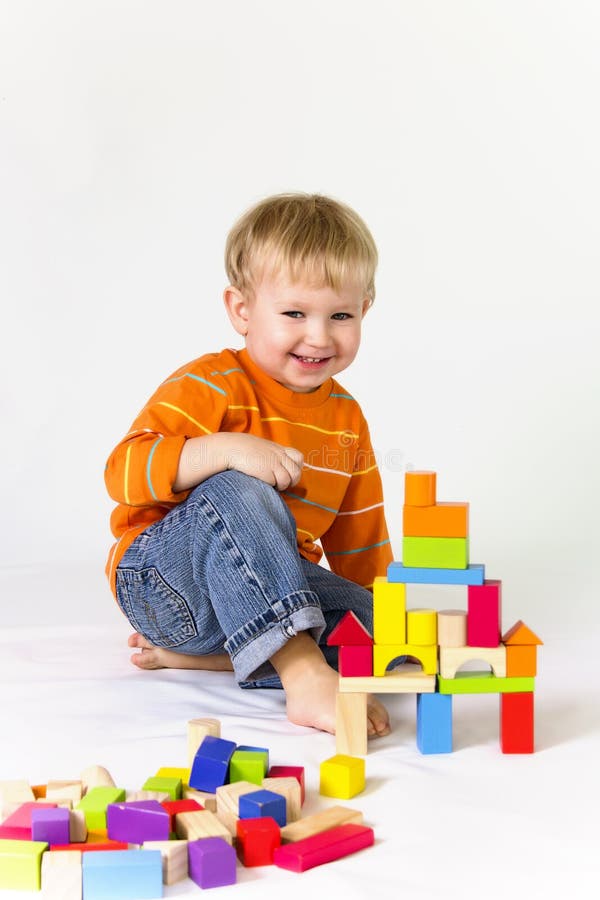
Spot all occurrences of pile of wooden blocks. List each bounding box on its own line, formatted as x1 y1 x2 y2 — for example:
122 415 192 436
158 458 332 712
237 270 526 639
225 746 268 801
333 470 542 757
0 718 374 895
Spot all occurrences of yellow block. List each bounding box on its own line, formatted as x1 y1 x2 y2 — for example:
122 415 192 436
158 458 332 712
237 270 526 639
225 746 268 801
373 577 406 644
373 643 438 676
319 755 365 800
406 609 437 645
155 767 191 788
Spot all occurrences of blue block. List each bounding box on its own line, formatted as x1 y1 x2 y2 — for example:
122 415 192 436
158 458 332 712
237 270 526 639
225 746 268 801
189 735 237 792
82 850 163 899
388 562 485 585
238 790 287 827
416 694 453 754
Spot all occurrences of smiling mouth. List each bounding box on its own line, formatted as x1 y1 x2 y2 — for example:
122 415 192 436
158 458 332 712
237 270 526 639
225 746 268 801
291 354 331 364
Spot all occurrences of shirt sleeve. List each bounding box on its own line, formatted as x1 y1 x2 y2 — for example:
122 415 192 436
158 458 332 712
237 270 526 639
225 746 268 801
320 414 393 589
104 366 230 507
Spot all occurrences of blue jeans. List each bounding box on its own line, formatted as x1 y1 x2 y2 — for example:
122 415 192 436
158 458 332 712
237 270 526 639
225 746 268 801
115 471 374 689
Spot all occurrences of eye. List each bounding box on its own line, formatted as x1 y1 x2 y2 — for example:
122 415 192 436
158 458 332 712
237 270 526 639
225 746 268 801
283 311 304 318
331 312 352 320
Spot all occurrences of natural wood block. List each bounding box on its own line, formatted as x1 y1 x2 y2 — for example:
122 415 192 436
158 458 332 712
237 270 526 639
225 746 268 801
215 781 257 836
439 645 506 679
336 692 367 757
69 810 87 844
41 849 81 899
506 644 537 677
174 809 232 845
46 782 82 804
437 610 468 647
373 643 437 676
261 778 301 823
143 839 188 884
280 806 363 844
79 766 116 793
500 692 535 753
126 790 170 803
373 577 406 644
403 536 469 569
406 609 437 645
405 471 436 506
182 787 217 812
403 501 469 537
339 672 436 693
266 768 305 806
187 718 221 768
0 781 35 818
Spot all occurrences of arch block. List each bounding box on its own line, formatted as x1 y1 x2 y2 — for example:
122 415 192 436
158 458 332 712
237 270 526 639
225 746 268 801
439 645 506 679
373 644 437 676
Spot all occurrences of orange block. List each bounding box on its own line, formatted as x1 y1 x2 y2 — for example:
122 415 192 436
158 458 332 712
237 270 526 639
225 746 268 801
403 502 469 538
502 620 543 646
506 644 537 677
405 471 436 507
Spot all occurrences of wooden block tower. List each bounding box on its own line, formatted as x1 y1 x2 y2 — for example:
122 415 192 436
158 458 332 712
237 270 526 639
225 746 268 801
334 470 542 757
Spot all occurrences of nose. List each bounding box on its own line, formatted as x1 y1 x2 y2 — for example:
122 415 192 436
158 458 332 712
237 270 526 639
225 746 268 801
304 317 331 349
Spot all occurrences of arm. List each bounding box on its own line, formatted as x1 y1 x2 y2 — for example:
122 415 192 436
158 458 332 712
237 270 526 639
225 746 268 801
320 416 393 589
105 369 303 506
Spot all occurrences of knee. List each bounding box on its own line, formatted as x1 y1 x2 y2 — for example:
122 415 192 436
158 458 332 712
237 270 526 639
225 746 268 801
191 471 295 530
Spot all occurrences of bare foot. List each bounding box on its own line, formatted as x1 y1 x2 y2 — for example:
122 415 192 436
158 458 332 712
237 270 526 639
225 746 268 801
271 633 391 737
127 633 234 672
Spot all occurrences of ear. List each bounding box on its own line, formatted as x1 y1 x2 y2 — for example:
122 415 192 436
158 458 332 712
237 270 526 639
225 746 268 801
360 296 373 318
223 285 251 336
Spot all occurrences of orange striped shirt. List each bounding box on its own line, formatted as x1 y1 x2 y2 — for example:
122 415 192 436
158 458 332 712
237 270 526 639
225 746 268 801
105 347 392 596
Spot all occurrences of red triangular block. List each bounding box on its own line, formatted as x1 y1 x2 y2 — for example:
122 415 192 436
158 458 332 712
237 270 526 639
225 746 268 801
326 611 373 646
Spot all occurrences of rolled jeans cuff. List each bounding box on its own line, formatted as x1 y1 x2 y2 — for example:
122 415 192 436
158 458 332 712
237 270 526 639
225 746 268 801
224 590 326 683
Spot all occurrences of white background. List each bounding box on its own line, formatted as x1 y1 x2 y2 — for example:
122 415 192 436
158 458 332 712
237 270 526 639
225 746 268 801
2 2 600 624
1 4 599 898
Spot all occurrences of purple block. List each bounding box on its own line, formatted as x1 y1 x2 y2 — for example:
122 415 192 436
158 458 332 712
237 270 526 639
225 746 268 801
30 807 70 845
106 801 170 844
188 837 236 888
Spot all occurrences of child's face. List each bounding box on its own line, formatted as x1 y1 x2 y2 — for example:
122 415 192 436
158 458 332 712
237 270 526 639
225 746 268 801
225 267 371 393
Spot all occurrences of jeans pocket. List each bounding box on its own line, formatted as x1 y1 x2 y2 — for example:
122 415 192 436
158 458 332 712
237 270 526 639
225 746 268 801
116 566 198 648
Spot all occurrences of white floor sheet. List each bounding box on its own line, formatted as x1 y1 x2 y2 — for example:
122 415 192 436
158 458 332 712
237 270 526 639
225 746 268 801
1 565 598 899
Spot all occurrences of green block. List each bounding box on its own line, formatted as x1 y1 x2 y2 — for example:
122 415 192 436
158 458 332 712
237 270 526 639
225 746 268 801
0 840 47 890
229 751 268 786
403 536 469 569
437 672 535 694
142 776 182 800
77 786 126 830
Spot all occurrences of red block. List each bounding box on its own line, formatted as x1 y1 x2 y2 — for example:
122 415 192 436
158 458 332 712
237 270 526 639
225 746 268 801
327 611 373 646
500 692 534 753
50 840 128 852
160 799 203 830
267 766 305 805
467 580 502 647
236 816 280 866
339 645 373 677
0 826 31 840
273 824 374 872
2 802 57 833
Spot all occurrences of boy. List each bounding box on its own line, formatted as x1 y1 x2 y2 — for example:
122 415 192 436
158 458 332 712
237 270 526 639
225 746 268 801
105 193 393 737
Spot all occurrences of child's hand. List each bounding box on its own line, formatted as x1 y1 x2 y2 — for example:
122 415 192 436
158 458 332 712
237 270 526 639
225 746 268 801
222 433 303 491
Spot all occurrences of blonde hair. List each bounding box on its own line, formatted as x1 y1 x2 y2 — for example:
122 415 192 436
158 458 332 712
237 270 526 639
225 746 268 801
225 193 378 304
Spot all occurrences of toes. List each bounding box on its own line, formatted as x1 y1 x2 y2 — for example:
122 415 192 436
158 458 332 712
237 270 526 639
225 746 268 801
128 633 154 650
